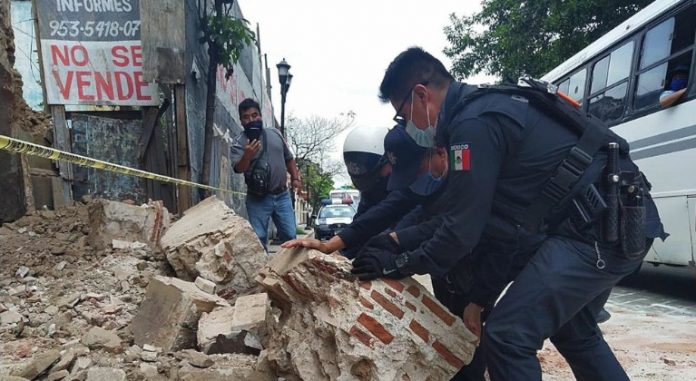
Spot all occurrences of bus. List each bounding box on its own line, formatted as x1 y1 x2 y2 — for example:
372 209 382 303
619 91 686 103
542 0 696 267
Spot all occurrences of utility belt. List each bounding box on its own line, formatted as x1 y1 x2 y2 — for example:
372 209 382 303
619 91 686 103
564 144 647 259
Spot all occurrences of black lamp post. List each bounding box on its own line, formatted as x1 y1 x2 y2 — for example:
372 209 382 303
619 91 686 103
276 58 292 138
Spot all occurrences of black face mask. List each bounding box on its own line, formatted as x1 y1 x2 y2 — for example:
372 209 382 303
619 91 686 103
243 120 263 141
352 170 388 194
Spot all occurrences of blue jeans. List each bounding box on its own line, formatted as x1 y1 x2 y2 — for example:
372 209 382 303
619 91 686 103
246 190 296 249
483 236 646 381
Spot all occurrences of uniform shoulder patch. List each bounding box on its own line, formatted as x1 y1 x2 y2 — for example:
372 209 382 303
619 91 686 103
449 143 471 171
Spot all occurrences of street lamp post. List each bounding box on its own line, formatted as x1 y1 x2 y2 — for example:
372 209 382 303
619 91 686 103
276 58 292 138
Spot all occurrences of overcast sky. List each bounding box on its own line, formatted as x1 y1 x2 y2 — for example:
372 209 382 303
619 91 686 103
240 0 494 184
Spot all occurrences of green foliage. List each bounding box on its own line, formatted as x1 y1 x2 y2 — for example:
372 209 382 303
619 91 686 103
206 16 255 78
199 1 255 79
443 0 652 81
298 159 335 210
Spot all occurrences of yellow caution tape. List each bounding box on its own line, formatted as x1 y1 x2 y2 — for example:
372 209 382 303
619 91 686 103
0 134 243 195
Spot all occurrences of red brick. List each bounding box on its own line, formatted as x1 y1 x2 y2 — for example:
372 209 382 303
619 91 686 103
405 301 417 312
402 374 411 381
432 340 465 369
384 287 398 298
408 319 430 343
371 290 404 319
382 279 405 293
357 313 394 345
359 281 372 290
406 285 420 298
359 296 374 310
350 325 373 348
422 295 455 326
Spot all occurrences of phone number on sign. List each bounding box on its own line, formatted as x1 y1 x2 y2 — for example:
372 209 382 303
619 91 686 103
48 20 141 39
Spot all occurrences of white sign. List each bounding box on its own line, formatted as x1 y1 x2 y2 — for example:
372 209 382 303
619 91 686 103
36 0 159 106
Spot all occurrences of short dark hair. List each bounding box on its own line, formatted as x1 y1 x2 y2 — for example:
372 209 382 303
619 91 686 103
379 47 454 103
239 98 261 116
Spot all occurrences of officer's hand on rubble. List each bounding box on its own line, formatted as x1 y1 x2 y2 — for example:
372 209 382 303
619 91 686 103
463 303 483 345
281 238 329 253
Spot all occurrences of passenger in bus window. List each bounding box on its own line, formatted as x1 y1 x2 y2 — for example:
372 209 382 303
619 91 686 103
659 64 689 108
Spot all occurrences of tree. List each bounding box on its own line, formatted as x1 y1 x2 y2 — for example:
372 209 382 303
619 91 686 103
286 112 354 208
197 0 255 194
443 0 652 81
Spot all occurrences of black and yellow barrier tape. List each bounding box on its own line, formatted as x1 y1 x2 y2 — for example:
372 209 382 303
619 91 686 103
0 134 242 195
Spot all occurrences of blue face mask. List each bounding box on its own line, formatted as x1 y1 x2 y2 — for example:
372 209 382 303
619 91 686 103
405 91 436 148
670 78 687 91
409 151 446 196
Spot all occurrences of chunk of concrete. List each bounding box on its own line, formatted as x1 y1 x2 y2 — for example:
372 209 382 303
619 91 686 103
11 349 60 380
81 326 122 353
131 276 228 352
85 367 126 381
197 306 235 353
195 276 216 294
256 248 478 381
161 196 266 300
88 199 169 250
177 354 274 381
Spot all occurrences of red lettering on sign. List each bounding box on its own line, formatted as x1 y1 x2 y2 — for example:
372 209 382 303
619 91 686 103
115 71 134 100
132 45 143 66
50 45 70 65
94 72 114 100
76 71 94 100
51 70 73 99
134 72 151 101
70 45 89 67
112 46 129 67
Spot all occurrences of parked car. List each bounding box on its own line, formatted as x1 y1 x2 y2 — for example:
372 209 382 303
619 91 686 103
313 204 356 240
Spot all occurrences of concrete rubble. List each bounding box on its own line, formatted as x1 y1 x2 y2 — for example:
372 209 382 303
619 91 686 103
130 275 228 352
197 293 271 355
1 196 480 380
256 248 478 381
161 196 267 300
88 199 170 250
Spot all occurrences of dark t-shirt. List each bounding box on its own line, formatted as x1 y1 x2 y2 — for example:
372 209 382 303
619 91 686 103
230 127 294 192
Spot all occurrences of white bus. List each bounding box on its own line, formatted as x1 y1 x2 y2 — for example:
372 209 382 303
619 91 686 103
542 0 695 267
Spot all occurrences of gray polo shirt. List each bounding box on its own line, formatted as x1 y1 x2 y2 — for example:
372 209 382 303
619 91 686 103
230 127 294 193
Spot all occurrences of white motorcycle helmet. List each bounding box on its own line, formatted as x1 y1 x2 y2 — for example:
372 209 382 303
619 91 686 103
343 126 390 192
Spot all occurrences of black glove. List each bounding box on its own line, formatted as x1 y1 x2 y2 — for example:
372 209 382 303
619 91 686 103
361 233 402 255
351 251 400 281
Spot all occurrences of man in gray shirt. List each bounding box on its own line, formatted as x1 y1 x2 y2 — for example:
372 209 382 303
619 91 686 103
231 98 302 249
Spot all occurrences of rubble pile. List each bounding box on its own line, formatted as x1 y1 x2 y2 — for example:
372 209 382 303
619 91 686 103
256 249 478 380
160 196 267 300
1 196 477 380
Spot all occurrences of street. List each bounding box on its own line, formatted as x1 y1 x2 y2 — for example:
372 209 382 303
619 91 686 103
613 263 696 317
541 262 696 380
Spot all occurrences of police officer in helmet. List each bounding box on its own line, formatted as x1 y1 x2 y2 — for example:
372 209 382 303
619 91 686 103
363 47 666 381
283 126 423 257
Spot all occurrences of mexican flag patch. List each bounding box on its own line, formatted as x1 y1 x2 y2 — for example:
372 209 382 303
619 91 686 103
449 144 470 171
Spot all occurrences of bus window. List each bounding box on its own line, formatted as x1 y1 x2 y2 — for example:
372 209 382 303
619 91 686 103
557 78 570 95
671 5 696 53
634 62 668 110
568 69 587 103
591 56 610 94
589 82 628 123
607 42 634 87
590 41 634 94
640 18 674 70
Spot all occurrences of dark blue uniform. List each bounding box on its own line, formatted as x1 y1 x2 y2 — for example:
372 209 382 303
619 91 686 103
393 82 666 381
337 189 421 258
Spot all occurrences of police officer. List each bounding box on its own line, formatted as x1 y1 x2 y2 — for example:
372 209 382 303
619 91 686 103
360 47 666 380
354 123 543 381
282 126 423 256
